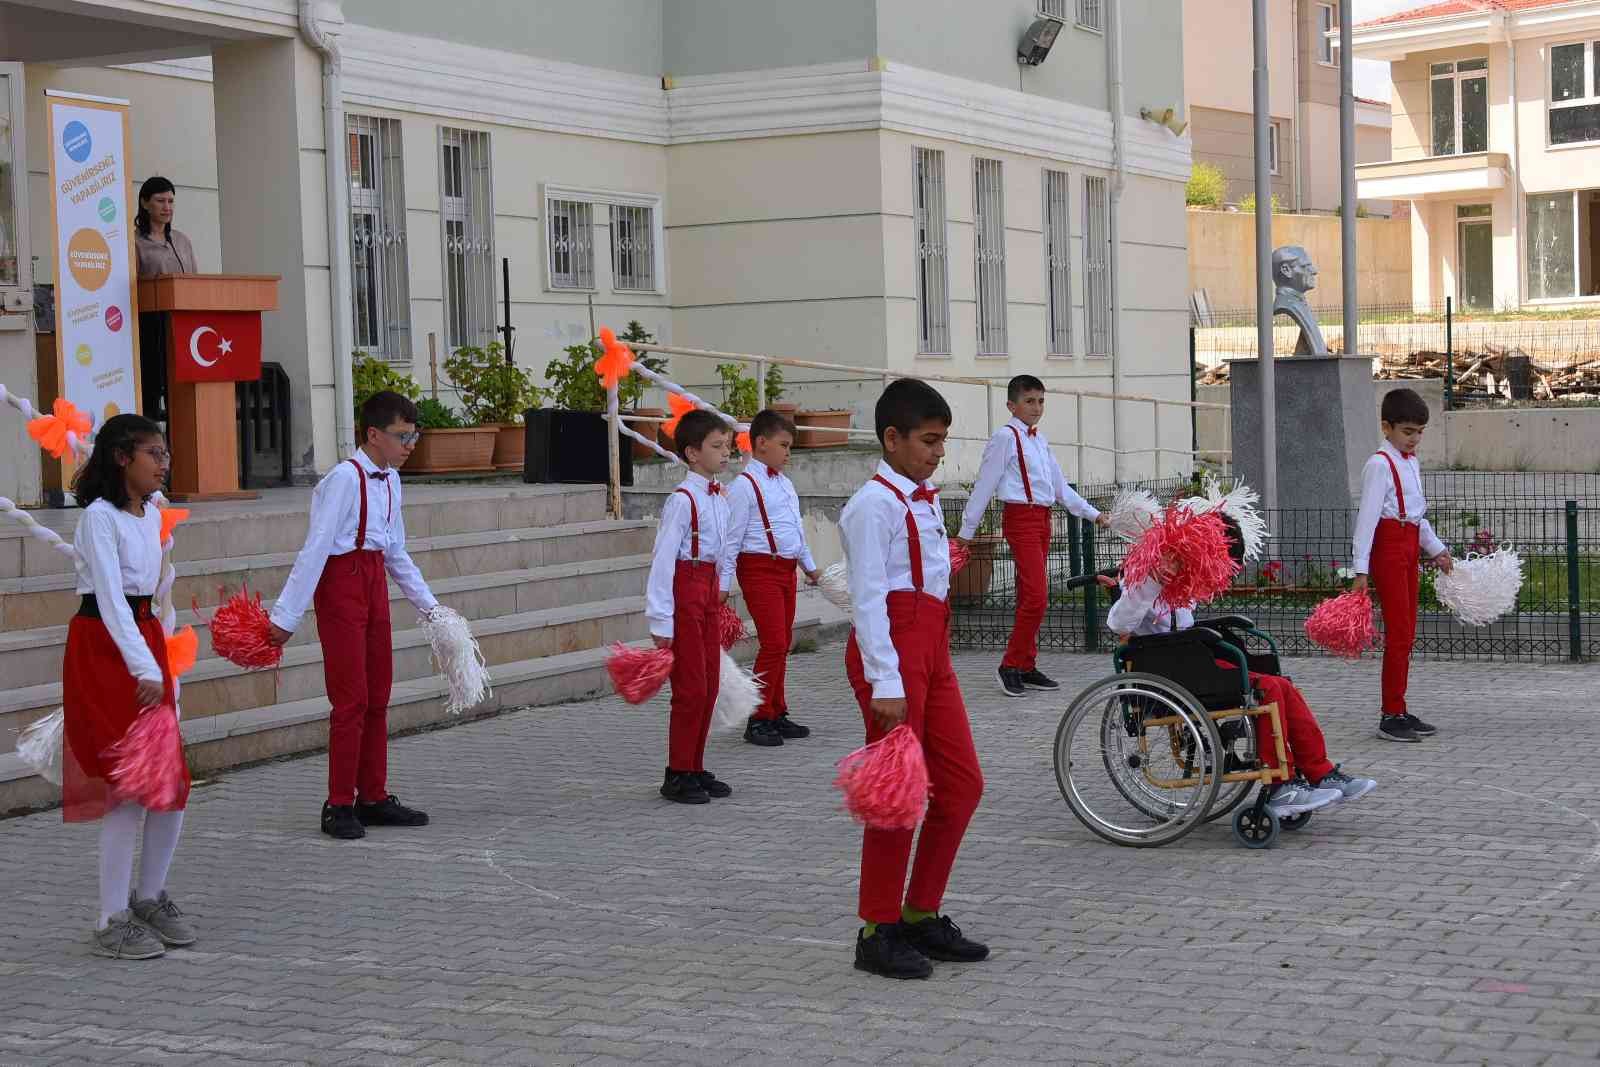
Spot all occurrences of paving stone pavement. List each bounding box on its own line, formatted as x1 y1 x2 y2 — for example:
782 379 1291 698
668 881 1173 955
3 645 1599 1067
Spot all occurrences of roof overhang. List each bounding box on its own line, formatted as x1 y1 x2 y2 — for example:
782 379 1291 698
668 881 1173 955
1355 152 1509 199
1353 2 1600 62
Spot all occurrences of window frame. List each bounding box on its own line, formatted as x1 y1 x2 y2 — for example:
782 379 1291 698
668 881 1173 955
973 156 1009 359
1076 0 1103 35
1268 121 1282 176
1317 4 1339 67
1043 168 1073 358
1525 189 1579 302
1038 0 1069 21
1430 58 1489 157
913 147 952 357
438 125 496 353
543 183 665 296
1546 38 1600 148
347 114 411 363
1083 173 1112 359
0 63 27 295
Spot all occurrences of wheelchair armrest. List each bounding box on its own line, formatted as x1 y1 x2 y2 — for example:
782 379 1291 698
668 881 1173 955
1193 614 1256 631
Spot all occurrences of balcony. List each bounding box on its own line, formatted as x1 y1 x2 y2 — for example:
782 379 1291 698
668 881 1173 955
1355 152 1510 201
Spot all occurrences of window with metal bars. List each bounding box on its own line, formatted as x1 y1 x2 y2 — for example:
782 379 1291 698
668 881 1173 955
1083 174 1111 358
1077 0 1102 33
609 203 655 291
913 148 951 355
973 157 1008 357
1038 0 1068 20
1044 170 1072 356
347 115 410 362
439 127 495 351
548 198 595 290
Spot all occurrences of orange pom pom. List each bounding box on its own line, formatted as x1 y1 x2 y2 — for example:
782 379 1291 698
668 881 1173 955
594 338 636 391
661 393 698 440
26 398 92 460
736 430 751 454
158 506 190 546
598 326 617 347
165 625 198 678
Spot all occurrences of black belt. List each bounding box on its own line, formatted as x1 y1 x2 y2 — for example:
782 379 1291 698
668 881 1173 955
78 594 155 621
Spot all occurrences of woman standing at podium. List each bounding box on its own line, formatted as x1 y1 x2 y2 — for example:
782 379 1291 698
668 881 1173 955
134 176 199 423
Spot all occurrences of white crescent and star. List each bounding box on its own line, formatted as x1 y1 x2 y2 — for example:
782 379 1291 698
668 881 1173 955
187 325 233 367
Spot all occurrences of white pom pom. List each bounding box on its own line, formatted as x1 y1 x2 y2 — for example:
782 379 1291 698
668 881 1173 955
422 606 492 714
712 650 763 732
1108 488 1162 543
1179 474 1269 562
1434 547 1524 627
818 561 853 610
17 708 64 786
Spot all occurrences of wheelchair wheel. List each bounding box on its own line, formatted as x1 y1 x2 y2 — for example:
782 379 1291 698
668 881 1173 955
1232 805 1280 849
1054 672 1222 847
1204 712 1258 824
1279 811 1312 832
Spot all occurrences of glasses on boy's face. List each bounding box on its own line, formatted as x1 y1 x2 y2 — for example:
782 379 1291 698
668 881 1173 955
382 429 422 446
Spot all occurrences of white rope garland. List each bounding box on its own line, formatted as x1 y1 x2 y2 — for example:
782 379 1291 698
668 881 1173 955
0 382 92 458
0 496 76 558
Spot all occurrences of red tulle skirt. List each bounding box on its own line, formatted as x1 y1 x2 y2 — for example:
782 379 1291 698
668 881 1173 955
62 610 190 821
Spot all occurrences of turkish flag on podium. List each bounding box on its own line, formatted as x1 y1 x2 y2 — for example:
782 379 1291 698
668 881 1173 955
168 311 262 384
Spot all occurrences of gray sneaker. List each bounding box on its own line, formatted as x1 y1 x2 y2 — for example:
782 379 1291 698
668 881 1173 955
131 892 197 947
93 910 166 960
1314 765 1377 803
1265 781 1341 818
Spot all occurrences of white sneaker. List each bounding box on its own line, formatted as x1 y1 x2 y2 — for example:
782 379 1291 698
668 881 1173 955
1265 782 1342 818
1313 765 1377 804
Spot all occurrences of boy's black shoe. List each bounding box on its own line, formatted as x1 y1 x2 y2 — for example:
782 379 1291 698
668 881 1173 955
355 794 430 827
773 714 811 739
1400 712 1437 736
1019 669 1060 692
1377 716 1421 743
661 769 710 804
695 771 733 799
996 667 1026 698
743 719 783 747
853 924 933 980
321 802 366 840
900 913 991 963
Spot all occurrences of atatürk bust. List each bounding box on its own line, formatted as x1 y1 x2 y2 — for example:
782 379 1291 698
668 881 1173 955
1271 245 1328 355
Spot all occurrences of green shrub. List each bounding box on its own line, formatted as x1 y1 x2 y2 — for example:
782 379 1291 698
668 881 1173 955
1238 192 1283 213
617 320 669 410
443 342 546 425
352 354 421 424
415 397 464 430
545 341 607 412
1186 162 1227 208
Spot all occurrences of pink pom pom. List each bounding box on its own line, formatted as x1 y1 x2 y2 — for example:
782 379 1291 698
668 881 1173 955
606 642 674 704
1304 589 1380 660
204 583 282 671
1122 506 1239 608
949 540 971 575
102 703 187 811
833 724 930 830
717 603 747 650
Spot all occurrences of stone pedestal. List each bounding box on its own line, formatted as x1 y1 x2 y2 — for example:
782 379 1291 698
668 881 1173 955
1228 356 1376 550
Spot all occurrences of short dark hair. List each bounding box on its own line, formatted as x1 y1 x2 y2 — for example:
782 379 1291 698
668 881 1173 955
360 391 419 438
1218 513 1246 566
874 378 952 444
675 409 729 456
73 413 164 511
1007 374 1045 402
1380 387 1430 427
749 409 797 442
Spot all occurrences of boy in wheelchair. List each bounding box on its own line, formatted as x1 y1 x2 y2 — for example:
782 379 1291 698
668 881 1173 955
1102 517 1377 821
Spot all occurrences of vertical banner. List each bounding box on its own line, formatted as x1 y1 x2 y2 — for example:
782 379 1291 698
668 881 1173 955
46 91 139 435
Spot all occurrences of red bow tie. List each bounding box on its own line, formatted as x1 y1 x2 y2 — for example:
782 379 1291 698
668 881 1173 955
1027 426 1037 437
707 481 722 496
911 485 938 505
1400 452 1415 460
766 466 780 479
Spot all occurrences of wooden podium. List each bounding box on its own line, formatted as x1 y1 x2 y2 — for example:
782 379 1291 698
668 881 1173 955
137 273 279 501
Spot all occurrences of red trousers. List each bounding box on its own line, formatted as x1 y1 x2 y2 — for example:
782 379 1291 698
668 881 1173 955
315 550 394 806
845 592 984 924
737 553 798 721
1001 504 1051 671
668 560 720 771
1251 673 1335 783
1370 519 1421 716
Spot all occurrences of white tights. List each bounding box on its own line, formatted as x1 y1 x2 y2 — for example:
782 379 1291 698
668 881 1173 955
98 802 184 928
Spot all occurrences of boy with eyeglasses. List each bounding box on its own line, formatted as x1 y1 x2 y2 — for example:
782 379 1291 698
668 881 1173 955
268 391 441 840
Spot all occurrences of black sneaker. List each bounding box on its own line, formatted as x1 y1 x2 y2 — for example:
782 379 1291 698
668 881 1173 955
695 771 732 799
1401 713 1437 737
743 719 784 747
853 923 933 980
660 769 710 804
1376 716 1421 743
996 667 1026 698
900 913 991 963
355 794 430 827
1019 669 1060 692
773 714 811 740
321 802 365 840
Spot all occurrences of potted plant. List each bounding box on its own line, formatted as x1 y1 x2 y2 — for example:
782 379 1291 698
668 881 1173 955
763 365 796 418
794 402 852 448
401 396 497 474
946 493 1004 601
443 341 547 470
526 339 633 485
616 321 671 460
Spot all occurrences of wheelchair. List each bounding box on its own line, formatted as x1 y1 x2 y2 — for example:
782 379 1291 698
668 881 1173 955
1052 577 1298 849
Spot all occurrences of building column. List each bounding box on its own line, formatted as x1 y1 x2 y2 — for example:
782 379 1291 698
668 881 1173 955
210 37 336 479
1408 199 1434 311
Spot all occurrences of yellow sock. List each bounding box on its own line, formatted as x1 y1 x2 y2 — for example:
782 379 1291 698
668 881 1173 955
902 905 935 925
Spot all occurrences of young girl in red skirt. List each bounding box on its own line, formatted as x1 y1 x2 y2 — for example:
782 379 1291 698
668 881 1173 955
64 413 194 960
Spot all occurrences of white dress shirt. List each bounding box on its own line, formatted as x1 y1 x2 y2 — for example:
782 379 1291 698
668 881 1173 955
646 471 732 639
1351 440 1447 574
718 461 818 590
74 499 165 685
269 448 439 633
958 417 1100 539
839 461 952 700
1106 576 1195 637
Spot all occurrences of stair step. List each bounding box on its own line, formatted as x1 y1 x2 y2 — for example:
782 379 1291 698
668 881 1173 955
0 554 656 689
0 483 608 580
0 604 848 817
0 518 658 632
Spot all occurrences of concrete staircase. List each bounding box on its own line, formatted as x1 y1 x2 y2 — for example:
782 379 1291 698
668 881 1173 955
0 482 834 815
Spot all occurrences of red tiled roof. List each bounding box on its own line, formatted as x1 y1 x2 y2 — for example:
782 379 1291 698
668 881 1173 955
1359 0 1574 28
1354 95 1389 106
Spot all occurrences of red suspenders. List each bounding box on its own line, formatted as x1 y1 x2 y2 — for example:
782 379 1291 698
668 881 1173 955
1007 425 1034 503
740 471 781 556
871 475 927 593
345 458 393 550
1377 451 1408 521
673 487 702 560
